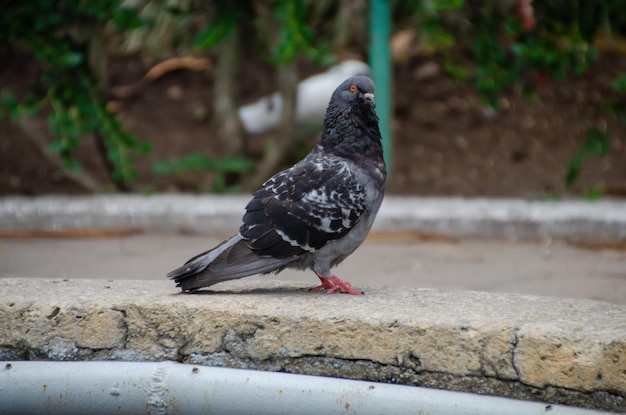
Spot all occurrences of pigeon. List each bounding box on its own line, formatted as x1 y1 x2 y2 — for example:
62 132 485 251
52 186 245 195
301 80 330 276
238 60 370 133
168 76 386 295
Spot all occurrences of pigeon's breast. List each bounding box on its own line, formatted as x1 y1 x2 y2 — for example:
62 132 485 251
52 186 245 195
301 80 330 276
313 159 385 268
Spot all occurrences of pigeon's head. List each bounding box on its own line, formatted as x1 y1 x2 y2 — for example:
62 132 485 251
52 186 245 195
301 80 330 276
331 76 376 112
321 76 383 161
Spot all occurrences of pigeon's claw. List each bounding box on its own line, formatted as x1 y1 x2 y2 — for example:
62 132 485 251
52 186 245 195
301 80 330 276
310 274 363 295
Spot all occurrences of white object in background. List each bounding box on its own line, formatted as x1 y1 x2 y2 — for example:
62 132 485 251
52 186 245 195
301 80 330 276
238 60 370 133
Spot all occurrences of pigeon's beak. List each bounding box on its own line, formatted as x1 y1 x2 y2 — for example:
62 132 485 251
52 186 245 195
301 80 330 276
361 92 375 107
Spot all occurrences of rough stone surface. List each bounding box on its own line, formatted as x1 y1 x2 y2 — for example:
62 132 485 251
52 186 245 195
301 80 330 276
1 278 625 412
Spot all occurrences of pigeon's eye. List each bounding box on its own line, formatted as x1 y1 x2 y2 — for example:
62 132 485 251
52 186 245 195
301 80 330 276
350 84 357 93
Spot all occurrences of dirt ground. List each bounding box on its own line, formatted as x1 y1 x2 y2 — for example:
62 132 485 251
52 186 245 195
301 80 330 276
1 48 626 197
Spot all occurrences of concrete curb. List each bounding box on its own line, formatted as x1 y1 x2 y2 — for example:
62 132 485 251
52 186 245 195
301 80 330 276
1 278 624 412
1 195 626 240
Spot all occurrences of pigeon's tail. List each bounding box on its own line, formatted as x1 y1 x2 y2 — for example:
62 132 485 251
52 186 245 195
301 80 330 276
167 234 293 293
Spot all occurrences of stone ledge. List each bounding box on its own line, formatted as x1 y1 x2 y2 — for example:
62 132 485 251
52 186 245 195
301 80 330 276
1 278 624 412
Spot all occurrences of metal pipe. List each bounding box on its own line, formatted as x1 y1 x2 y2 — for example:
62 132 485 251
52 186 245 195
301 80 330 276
0 361 608 415
369 0 393 176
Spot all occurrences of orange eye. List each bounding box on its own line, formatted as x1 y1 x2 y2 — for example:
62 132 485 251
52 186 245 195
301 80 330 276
350 84 357 93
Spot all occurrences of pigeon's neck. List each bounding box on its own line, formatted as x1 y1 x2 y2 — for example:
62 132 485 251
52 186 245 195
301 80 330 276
320 104 385 166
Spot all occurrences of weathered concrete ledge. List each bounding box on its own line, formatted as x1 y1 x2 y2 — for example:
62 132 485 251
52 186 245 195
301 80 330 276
2 195 626 240
1 278 624 412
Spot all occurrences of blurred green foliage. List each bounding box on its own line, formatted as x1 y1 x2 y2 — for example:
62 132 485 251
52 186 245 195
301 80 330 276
0 0 149 185
269 0 333 64
405 0 609 107
564 127 611 190
406 0 625 194
153 153 255 193
1 0 625 194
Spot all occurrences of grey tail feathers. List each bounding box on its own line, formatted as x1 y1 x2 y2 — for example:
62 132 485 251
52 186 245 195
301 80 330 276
167 234 293 293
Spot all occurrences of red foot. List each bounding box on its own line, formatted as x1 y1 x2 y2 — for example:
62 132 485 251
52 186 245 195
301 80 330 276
309 274 363 295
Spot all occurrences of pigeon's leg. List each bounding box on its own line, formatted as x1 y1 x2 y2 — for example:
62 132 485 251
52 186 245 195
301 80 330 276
310 271 363 295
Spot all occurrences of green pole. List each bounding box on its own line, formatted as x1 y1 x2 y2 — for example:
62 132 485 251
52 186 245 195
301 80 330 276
369 0 392 176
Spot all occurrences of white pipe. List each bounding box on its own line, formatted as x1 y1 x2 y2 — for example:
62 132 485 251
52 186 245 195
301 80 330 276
0 361 609 415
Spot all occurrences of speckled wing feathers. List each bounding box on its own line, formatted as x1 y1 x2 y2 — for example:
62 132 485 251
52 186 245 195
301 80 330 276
240 152 367 259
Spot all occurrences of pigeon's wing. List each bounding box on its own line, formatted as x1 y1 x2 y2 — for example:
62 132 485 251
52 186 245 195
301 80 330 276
240 154 367 259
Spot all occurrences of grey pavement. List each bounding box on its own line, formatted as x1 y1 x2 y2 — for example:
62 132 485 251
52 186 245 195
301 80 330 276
1 195 625 305
1 232 624 304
